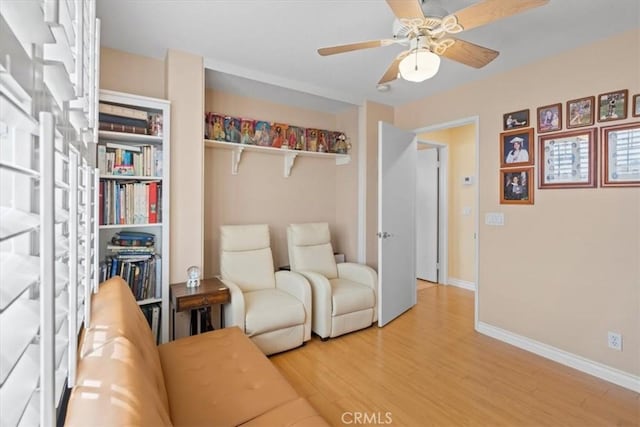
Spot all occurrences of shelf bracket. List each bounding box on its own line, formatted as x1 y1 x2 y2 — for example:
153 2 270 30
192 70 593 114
231 146 244 175
283 152 298 178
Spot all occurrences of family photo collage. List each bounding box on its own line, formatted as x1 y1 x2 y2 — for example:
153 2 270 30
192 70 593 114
500 90 640 205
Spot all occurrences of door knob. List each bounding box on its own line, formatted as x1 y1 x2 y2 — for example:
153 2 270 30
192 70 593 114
377 231 392 239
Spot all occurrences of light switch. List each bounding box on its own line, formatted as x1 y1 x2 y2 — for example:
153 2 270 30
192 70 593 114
485 212 504 226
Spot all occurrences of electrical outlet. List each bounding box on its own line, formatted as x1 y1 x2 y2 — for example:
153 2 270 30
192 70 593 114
608 332 622 351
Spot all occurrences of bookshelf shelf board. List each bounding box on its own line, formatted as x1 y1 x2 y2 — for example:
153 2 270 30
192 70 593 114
137 297 162 306
204 139 350 177
99 223 163 230
100 175 163 181
99 130 163 144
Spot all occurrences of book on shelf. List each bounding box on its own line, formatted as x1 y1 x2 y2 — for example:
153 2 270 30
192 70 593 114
148 181 158 223
99 121 149 135
111 231 155 246
105 142 142 152
150 304 160 342
99 102 149 121
106 244 155 254
99 112 149 129
139 303 161 344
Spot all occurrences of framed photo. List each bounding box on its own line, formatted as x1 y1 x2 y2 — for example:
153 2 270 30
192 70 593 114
500 128 534 168
537 103 562 133
500 167 534 205
633 94 640 117
538 128 597 189
601 122 640 187
503 109 529 131
598 89 628 122
566 96 595 129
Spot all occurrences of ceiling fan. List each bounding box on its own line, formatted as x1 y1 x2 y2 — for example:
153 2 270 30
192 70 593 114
317 0 550 84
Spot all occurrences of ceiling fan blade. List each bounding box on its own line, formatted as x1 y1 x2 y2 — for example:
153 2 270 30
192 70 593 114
452 0 549 32
386 0 425 19
439 38 499 68
378 58 402 84
318 40 395 56
378 52 410 84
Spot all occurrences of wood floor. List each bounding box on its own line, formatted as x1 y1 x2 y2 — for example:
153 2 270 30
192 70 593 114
270 285 640 426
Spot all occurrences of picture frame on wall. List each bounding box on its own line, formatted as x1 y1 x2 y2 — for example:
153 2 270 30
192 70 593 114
500 167 534 205
566 96 595 129
503 109 529 131
633 94 640 117
537 103 562 133
500 127 534 168
597 89 628 122
600 122 640 187
538 128 597 189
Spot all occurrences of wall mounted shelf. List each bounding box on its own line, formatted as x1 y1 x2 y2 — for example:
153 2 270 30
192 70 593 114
204 139 350 178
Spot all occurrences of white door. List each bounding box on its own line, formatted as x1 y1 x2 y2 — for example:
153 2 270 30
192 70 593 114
416 148 438 282
377 121 417 327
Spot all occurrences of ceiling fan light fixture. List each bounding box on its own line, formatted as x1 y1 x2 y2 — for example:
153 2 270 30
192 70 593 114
398 49 441 82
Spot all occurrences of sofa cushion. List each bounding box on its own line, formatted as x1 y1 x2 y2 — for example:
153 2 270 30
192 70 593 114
330 278 375 316
65 336 173 427
244 289 306 336
158 326 300 426
240 397 329 427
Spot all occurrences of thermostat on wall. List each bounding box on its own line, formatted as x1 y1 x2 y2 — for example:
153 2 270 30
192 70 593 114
463 176 474 185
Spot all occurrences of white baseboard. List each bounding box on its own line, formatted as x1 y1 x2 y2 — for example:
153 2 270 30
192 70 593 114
477 321 640 393
448 277 475 291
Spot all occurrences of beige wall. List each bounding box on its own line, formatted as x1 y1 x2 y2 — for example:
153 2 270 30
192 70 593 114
396 30 640 375
335 106 360 263
165 50 205 283
100 47 165 99
364 101 395 269
419 124 476 283
203 89 356 276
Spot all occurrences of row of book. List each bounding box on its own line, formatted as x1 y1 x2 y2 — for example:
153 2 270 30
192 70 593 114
100 253 162 301
99 180 161 225
100 232 160 301
97 142 163 177
141 304 162 344
99 102 163 136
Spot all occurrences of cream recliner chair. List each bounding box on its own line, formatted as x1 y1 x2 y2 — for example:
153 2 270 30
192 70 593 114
220 224 311 355
287 222 377 339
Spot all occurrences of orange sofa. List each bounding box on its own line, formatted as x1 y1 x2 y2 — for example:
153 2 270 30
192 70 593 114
64 277 328 426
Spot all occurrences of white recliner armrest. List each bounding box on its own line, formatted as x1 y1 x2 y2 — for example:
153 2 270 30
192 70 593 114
337 263 378 322
295 271 332 339
275 270 312 342
337 263 377 289
221 278 246 332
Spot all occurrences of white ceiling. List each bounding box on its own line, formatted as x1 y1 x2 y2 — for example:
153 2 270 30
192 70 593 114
97 0 640 114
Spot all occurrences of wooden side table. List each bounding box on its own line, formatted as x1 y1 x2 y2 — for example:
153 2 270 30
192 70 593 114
170 277 230 338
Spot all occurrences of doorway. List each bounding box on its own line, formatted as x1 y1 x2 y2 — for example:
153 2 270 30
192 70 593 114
414 117 479 324
416 141 448 285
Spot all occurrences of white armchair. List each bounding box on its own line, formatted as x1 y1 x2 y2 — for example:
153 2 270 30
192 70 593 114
220 224 311 355
287 222 377 340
